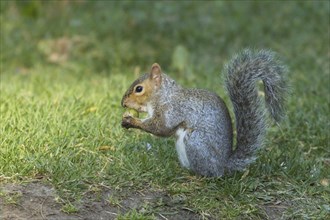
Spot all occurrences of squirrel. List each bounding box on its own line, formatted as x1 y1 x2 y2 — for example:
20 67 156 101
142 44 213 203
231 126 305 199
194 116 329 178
121 49 288 177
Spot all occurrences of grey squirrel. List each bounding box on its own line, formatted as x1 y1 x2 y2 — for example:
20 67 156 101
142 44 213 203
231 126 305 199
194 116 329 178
121 49 288 177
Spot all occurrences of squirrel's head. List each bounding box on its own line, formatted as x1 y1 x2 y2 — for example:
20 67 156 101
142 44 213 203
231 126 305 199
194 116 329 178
121 63 162 112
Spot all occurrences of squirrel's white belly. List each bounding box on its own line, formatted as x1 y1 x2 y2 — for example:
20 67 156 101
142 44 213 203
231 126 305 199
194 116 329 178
175 128 190 168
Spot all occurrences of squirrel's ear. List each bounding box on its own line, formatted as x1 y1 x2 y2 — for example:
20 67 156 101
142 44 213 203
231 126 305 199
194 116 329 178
150 63 162 86
151 63 161 75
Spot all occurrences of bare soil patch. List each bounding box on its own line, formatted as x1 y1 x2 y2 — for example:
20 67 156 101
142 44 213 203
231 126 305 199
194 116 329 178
0 182 201 220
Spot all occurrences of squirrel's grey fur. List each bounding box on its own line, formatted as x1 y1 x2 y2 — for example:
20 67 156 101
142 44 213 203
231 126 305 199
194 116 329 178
224 49 288 172
121 49 288 177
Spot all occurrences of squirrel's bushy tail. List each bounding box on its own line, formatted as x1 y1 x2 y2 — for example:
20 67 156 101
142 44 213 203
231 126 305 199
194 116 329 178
224 49 288 172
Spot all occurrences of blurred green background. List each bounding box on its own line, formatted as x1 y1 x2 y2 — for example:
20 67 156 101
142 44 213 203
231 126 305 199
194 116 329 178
1 1 328 77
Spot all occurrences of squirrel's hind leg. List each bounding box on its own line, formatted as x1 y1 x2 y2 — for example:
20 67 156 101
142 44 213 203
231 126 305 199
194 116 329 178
180 129 226 177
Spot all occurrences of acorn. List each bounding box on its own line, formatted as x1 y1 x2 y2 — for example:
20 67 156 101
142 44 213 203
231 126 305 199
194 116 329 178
123 108 139 118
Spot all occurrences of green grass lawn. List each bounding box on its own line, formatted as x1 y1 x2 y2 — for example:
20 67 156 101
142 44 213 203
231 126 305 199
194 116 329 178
1 1 329 219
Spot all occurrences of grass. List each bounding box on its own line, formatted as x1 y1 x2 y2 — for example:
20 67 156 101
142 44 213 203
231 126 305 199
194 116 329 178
1 1 329 219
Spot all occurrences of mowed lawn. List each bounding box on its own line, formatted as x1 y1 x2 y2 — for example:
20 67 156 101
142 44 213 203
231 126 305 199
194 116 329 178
0 1 329 219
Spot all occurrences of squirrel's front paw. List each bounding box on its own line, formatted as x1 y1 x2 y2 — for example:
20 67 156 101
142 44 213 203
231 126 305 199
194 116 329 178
121 116 134 129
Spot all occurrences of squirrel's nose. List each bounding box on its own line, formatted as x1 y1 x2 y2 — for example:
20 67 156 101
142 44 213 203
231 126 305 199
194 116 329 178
121 98 127 108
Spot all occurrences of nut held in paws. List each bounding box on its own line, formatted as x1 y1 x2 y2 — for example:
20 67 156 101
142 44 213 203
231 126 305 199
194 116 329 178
123 108 139 118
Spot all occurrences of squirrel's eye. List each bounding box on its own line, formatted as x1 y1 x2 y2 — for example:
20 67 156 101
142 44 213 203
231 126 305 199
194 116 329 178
135 86 143 93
